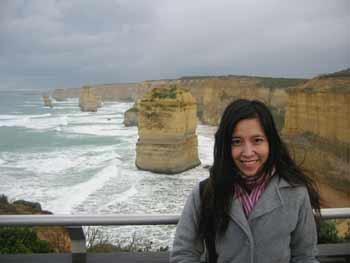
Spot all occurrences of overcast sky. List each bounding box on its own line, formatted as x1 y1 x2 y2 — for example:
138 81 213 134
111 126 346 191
0 0 349 90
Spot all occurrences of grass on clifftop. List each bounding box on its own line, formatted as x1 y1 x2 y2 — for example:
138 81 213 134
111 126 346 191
178 75 307 89
257 77 307 89
318 68 350 79
152 86 178 99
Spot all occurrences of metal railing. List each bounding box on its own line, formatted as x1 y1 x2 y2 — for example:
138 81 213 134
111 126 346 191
1 208 349 226
0 208 349 263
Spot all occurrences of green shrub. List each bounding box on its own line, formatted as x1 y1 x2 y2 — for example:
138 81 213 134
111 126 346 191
152 86 177 99
318 220 341 244
0 227 53 254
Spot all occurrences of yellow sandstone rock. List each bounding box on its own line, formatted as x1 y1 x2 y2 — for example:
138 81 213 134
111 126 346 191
42 95 53 108
284 79 350 143
136 85 200 174
283 74 350 205
79 85 102 112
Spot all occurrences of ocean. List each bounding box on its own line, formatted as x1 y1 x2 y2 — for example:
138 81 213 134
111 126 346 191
0 89 216 249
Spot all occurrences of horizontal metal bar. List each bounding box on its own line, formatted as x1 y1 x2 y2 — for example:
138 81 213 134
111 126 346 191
0 208 349 227
320 208 350 219
0 214 180 226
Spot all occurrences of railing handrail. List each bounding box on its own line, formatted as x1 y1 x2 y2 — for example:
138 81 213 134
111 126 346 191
1 208 349 263
0 208 349 226
0 214 179 226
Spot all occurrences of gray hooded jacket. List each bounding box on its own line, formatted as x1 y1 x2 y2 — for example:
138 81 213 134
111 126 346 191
170 175 319 263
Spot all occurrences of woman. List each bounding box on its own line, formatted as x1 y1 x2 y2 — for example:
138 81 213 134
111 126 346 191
171 99 320 263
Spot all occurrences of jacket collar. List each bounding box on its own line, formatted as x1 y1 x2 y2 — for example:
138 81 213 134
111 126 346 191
228 175 291 237
248 175 284 220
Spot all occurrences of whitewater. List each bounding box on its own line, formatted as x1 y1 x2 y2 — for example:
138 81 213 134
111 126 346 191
0 89 216 249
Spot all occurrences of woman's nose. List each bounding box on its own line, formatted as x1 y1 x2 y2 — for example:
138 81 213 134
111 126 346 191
242 143 254 156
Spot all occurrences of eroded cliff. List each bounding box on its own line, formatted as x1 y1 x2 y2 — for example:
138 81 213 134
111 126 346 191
135 85 200 174
79 85 102 112
52 83 147 102
180 76 294 128
283 71 350 206
52 88 80 101
124 76 303 128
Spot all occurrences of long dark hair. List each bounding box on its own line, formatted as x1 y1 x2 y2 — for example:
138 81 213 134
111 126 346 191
199 99 320 238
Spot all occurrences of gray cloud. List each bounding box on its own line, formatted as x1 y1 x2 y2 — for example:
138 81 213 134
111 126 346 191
0 0 349 90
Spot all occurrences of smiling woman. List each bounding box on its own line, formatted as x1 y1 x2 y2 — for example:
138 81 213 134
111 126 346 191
171 99 321 263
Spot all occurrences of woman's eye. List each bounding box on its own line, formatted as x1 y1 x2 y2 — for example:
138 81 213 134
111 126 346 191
231 139 241 146
254 138 264 144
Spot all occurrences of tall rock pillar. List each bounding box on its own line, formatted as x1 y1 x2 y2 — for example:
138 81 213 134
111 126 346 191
79 86 102 112
136 85 200 174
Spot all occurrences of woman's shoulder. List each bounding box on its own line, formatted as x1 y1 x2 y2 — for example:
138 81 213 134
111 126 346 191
277 176 309 201
199 178 210 194
187 178 212 205
186 180 205 202
278 176 308 190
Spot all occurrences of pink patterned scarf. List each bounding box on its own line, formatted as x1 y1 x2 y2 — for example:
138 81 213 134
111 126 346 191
234 171 274 217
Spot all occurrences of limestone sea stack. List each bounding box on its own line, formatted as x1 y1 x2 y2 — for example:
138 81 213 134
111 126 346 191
135 85 200 174
51 88 67 101
123 102 139 127
79 85 102 112
42 95 53 108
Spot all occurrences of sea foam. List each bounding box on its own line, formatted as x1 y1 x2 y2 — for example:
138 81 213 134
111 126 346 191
0 113 68 130
46 160 122 214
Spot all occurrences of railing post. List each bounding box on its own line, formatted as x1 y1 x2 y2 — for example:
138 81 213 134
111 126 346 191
67 226 86 263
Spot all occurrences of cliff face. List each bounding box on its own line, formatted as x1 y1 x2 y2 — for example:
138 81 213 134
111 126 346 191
124 76 300 129
90 83 146 101
52 83 149 102
0 195 71 252
135 85 200 174
182 77 290 127
52 76 300 127
284 77 350 142
79 86 102 112
52 88 80 101
283 75 350 206
144 77 299 128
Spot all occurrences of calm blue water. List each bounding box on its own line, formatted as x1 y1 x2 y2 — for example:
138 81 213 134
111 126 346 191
0 89 215 249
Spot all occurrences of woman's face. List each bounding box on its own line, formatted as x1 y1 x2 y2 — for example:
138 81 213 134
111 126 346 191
231 118 269 177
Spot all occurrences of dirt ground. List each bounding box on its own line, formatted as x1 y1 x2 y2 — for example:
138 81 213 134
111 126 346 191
318 182 350 208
